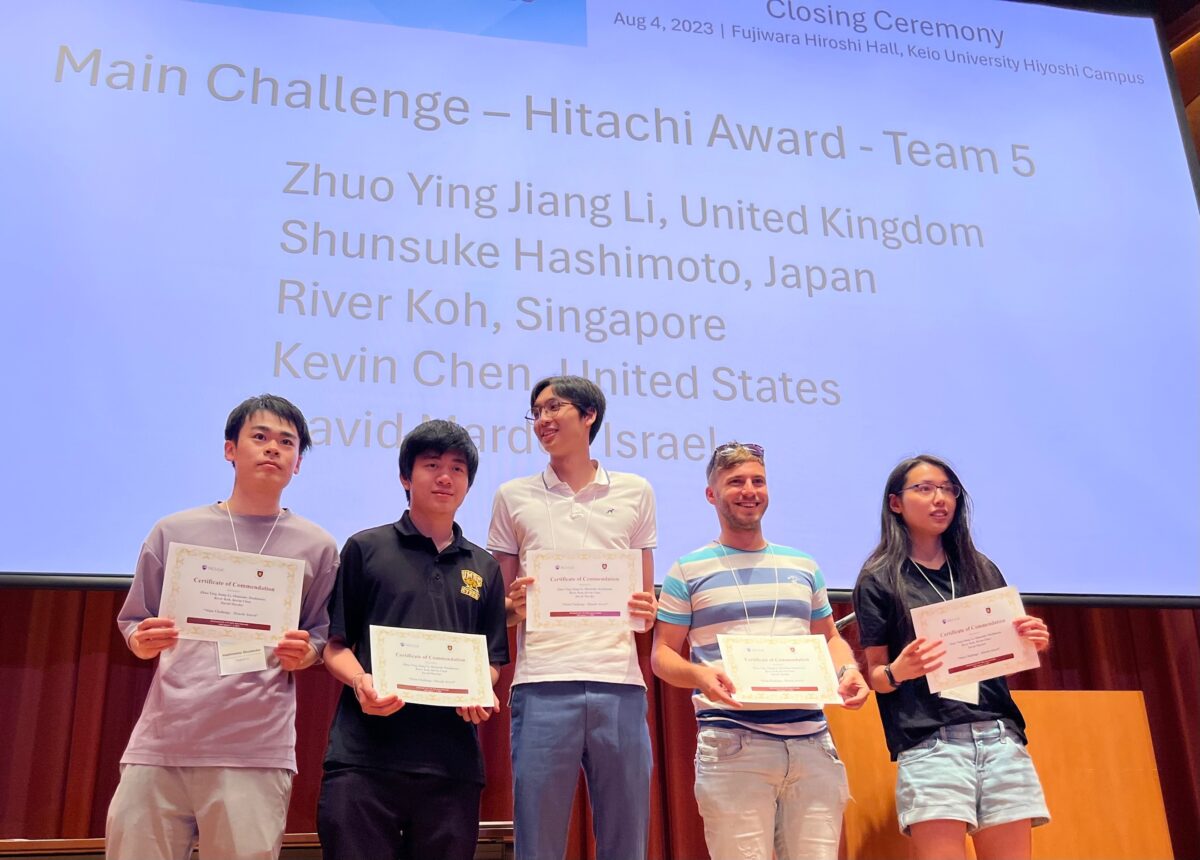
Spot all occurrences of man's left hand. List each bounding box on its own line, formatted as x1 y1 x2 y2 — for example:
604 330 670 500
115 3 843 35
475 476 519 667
274 629 316 671
629 591 658 630
457 692 501 725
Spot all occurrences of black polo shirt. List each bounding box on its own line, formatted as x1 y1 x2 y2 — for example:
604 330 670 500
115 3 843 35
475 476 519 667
323 512 509 783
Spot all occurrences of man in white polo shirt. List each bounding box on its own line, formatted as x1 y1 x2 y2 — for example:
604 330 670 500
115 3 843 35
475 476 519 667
488 375 658 860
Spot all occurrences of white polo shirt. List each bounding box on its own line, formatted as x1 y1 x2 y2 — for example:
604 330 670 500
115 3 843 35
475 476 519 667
488 462 657 688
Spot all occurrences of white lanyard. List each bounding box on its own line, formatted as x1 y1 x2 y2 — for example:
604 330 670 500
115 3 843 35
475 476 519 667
716 541 781 635
911 556 980 704
224 503 282 555
540 467 607 550
912 557 955 602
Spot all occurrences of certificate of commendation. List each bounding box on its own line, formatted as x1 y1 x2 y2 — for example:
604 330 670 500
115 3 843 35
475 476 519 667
911 586 1040 693
369 625 493 708
717 634 843 705
525 548 642 632
160 542 303 643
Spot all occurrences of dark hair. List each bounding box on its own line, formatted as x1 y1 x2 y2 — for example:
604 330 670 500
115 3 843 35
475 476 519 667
858 454 994 637
398 419 480 500
530 375 606 442
225 394 312 455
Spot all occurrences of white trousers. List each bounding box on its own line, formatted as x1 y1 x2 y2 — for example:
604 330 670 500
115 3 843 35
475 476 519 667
105 764 292 860
694 727 850 860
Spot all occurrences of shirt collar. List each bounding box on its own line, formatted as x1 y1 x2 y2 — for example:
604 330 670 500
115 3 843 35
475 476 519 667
393 510 464 553
541 461 612 494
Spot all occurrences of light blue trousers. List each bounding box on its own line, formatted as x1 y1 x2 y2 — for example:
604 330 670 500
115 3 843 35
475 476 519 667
510 681 651 860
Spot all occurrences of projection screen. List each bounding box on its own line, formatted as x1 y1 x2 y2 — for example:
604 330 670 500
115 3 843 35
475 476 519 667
1 0 1197 598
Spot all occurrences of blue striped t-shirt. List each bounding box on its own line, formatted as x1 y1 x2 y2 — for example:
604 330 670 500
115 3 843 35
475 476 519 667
657 541 833 736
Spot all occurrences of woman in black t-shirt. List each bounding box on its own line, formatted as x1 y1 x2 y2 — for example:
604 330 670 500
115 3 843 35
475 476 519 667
852 454 1051 860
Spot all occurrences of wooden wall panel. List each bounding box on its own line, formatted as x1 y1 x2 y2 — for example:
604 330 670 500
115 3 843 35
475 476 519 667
2 590 1197 859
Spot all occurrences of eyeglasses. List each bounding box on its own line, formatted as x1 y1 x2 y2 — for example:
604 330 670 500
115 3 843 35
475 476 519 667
900 482 961 499
714 441 765 459
525 399 577 422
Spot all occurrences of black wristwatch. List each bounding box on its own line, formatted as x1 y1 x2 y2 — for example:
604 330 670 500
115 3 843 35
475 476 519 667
883 663 902 688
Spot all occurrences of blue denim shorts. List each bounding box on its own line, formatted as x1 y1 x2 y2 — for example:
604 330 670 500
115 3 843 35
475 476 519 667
895 720 1050 836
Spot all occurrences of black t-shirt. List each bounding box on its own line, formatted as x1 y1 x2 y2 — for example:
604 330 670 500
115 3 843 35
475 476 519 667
853 557 1027 760
323 512 510 783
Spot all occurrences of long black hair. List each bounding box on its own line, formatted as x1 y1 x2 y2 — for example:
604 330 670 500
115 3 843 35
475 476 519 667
860 454 997 636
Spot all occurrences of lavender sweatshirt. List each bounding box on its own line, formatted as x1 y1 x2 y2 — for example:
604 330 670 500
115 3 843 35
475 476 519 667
117 504 338 772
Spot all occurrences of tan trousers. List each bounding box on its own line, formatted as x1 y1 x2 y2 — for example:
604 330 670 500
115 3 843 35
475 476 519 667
105 764 292 860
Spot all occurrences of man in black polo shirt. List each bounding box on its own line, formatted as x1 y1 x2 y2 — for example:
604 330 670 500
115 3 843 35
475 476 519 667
317 420 509 860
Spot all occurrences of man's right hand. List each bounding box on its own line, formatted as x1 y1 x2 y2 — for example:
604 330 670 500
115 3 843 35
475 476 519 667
353 672 405 717
129 617 179 660
507 576 535 623
695 666 740 708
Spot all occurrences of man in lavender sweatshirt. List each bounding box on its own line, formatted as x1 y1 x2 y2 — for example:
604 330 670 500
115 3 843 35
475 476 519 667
105 394 339 860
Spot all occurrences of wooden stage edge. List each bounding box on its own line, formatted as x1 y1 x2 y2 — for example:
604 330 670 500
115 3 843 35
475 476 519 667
0 824 515 860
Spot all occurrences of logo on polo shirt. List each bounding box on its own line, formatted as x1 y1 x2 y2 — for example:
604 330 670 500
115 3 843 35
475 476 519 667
460 569 482 600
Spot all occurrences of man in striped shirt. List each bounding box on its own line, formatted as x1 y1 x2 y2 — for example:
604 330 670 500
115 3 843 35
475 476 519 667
651 441 869 860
